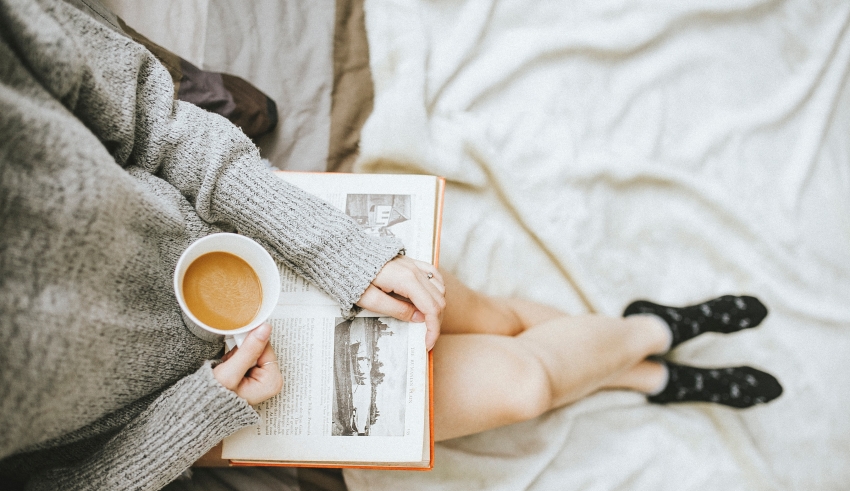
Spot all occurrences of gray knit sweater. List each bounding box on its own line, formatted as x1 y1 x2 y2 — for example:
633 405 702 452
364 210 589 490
0 0 402 489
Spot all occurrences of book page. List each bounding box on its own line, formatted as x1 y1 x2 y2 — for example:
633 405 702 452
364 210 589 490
275 260 337 307
274 173 439 308
222 306 428 463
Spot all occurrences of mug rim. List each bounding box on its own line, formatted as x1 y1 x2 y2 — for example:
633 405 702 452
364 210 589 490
173 233 280 336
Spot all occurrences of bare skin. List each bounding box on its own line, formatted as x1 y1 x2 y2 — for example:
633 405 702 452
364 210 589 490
433 272 669 441
209 266 668 448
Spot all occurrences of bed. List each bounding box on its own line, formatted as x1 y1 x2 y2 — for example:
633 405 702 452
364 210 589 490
108 0 850 489
349 1 850 489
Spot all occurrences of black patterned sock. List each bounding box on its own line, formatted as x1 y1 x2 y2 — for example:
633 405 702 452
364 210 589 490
648 362 783 408
623 295 768 350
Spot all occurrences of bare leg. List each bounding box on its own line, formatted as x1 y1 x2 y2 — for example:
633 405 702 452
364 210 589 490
603 360 667 393
434 271 782 439
441 272 565 336
433 315 669 441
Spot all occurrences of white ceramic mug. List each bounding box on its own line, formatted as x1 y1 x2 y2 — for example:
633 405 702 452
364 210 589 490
174 233 280 349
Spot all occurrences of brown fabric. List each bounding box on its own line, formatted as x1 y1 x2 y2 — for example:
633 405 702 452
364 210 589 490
328 0 375 172
176 59 236 115
221 73 279 140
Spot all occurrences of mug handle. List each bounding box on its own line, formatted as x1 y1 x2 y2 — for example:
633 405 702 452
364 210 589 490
224 330 251 351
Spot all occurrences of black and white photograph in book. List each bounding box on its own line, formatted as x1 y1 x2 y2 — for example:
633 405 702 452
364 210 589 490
331 317 409 437
345 194 411 239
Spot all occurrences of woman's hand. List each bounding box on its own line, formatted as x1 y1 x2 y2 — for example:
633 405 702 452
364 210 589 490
356 256 446 350
213 323 283 405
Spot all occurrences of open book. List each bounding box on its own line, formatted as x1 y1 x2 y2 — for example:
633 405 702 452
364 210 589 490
222 172 445 470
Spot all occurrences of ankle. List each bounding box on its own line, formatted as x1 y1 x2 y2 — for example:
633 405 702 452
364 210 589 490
645 360 669 395
625 315 672 355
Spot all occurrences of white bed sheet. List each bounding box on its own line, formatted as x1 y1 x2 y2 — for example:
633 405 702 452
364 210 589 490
346 1 850 489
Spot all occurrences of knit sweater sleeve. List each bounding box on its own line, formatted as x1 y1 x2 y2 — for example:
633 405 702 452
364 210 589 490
19 0 403 313
164 101 404 314
25 363 258 491
153 99 404 314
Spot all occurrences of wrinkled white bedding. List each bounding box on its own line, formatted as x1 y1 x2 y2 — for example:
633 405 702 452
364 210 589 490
346 1 850 489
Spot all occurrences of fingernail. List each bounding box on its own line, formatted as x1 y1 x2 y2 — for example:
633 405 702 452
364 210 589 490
412 311 425 323
254 323 271 341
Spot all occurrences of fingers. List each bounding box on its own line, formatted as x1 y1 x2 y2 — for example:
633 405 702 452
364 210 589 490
359 256 446 351
239 342 283 405
376 258 446 314
255 340 278 367
410 262 446 349
415 262 445 294
396 273 443 350
213 323 273 391
358 284 419 320
423 312 441 352
213 323 284 405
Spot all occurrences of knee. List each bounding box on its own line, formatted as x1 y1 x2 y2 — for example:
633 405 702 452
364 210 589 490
498 355 553 424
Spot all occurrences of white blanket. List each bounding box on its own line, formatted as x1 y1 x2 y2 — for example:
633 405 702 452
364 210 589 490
345 1 850 489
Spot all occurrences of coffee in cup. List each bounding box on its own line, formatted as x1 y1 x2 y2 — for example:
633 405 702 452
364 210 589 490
174 233 280 348
182 251 263 330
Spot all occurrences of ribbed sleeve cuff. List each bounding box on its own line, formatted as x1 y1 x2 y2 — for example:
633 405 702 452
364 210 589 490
212 160 404 316
30 362 258 491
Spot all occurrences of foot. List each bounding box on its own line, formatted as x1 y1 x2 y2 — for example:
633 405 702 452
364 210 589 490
623 295 768 350
647 361 783 409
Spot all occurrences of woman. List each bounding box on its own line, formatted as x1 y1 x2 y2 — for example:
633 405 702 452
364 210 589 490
0 0 443 489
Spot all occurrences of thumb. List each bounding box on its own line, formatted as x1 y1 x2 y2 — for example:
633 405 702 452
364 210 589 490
215 323 272 390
